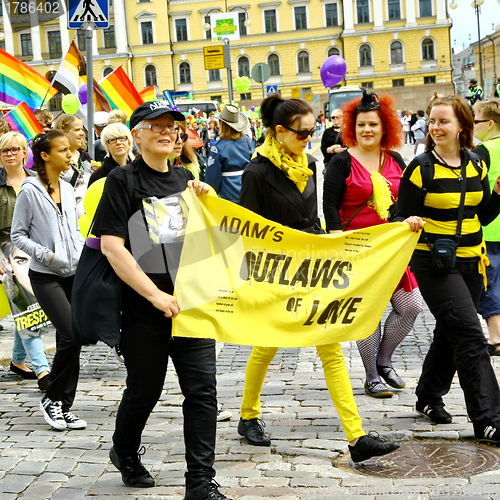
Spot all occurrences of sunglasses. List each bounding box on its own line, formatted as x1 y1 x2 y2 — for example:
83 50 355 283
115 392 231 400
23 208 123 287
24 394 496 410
176 130 189 142
474 119 495 124
283 125 315 141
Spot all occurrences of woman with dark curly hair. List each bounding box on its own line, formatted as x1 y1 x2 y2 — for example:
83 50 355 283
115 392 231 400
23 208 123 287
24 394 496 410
11 129 86 431
323 89 423 398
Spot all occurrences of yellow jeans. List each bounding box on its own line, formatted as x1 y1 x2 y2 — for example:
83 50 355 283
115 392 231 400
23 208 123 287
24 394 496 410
240 343 365 442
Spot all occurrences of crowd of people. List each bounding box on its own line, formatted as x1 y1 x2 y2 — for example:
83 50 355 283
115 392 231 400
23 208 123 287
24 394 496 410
2 87 500 499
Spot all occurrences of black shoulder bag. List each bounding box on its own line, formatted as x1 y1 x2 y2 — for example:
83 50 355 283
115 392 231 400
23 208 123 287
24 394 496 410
71 165 134 347
428 159 467 273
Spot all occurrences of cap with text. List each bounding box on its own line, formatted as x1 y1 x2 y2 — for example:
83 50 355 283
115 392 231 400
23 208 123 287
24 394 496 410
130 102 185 130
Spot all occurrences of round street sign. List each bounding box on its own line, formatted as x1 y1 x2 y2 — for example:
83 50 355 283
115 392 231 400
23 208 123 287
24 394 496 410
251 63 272 83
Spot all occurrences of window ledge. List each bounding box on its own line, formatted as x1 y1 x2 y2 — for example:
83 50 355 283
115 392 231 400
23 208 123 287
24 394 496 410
359 66 375 76
390 63 406 73
208 81 223 90
421 60 437 69
297 72 312 82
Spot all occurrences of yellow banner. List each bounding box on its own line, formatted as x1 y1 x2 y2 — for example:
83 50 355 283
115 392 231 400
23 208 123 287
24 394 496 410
173 191 419 347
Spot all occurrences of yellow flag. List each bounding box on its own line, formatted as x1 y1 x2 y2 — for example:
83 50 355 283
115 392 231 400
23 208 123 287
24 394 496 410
173 191 420 347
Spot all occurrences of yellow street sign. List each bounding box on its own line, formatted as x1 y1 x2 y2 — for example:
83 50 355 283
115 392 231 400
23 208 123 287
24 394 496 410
204 46 225 70
291 88 300 98
305 92 313 101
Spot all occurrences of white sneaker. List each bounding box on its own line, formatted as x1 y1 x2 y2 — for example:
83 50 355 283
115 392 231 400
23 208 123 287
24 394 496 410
217 408 232 421
40 397 67 430
63 411 87 430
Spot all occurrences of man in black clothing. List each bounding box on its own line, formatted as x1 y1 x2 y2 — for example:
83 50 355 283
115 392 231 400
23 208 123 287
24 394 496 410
320 110 344 167
92 101 230 500
408 110 417 145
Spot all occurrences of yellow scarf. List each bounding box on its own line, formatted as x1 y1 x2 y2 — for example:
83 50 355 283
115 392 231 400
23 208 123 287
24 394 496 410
369 171 393 220
254 135 313 193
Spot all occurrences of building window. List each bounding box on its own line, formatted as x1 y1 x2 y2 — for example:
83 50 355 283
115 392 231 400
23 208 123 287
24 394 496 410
388 0 400 19
0 40 5 51
392 79 404 87
325 3 338 26
238 56 250 77
268 53 280 75
295 6 307 30
138 0 150 3
264 9 277 33
361 81 374 89
104 25 116 49
48 31 62 59
390 41 403 64
240 93 251 100
179 62 191 84
422 38 435 60
209 69 221 81
211 95 222 102
141 21 154 45
176 19 188 41
359 44 372 66
77 29 86 52
424 75 436 84
328 47 340 57
205 15 212 40
145 65 158 87
103 67 114 78
21 34 32 57
239 12 248 36
419 0 432 16
357 0 369 23
298 50 310 73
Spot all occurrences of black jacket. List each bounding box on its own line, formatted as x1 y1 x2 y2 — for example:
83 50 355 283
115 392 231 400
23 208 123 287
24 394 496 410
88 155 119 187
239 153 323 234
320 127 344 166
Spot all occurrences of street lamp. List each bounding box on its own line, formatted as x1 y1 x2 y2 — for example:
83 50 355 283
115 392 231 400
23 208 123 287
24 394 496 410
203 7 251 103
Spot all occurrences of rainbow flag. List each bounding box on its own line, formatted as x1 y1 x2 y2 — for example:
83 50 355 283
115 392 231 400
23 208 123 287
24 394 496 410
139 86 157 102
4 102 43 140
99 67 144 118
0 49 57 109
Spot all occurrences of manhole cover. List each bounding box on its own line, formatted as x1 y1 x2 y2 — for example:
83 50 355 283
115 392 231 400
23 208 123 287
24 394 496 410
351 443 500 478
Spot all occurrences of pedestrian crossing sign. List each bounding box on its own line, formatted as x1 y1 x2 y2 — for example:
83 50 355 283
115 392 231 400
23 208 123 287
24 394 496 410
68 0 109 28
266 85 278 96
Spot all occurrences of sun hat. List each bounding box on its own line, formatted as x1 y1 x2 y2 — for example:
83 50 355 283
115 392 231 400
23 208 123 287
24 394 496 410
218 105 248 132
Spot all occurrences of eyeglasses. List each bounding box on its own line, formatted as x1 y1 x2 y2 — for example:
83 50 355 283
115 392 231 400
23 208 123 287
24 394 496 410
283 126 316 141
0 147 22 156
137 123 178 134
107 136 129 144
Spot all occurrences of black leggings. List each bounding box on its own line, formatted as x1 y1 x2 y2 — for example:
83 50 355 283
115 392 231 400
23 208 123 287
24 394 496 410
29 271 80 412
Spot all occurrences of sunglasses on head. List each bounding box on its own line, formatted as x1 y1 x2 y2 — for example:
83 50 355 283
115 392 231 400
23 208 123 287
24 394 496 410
283 125 315 141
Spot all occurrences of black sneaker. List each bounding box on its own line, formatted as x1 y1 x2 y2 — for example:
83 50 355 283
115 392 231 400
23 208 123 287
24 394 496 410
63 411 87 430
184 479 231 500
40 396 67 430
415 402 452 424
349 431 400 463
237 417 271 446
113 344 124 363
109 446 155 488
475 421 500 443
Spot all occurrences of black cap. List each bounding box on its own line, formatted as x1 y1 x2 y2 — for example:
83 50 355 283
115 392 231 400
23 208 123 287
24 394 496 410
130 101 185 130
470 78 477 85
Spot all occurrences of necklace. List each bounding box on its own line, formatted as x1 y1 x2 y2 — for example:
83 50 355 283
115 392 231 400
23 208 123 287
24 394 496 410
433 149 463 181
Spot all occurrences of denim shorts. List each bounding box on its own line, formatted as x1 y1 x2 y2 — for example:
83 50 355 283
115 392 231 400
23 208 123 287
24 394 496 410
478 241 500 319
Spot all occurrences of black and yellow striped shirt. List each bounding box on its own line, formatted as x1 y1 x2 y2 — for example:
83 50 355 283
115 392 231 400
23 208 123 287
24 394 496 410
397 151 500 260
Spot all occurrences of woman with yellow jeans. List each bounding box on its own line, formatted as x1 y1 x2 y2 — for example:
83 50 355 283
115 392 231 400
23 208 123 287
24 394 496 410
238 93 401 463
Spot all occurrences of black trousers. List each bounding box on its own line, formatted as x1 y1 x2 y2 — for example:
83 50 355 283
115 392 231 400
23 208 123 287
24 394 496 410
29 272 81 412
113 318 217 490
412 253 500 428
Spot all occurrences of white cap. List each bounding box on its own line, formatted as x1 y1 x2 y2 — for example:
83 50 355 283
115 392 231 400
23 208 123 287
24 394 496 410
94 111 109 128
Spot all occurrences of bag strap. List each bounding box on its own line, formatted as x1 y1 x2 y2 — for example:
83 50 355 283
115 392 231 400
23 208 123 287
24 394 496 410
342 199 369 231
455 159 468 242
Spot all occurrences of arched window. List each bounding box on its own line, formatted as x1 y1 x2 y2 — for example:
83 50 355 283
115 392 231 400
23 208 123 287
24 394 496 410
103 66 114 78
359 44 372 66
268 53 280 75
297 51 310 73
145 65 158 87
179 62 191 84
328 47 340 57
238 56 250 77
390 41 403 64
422 38 435 60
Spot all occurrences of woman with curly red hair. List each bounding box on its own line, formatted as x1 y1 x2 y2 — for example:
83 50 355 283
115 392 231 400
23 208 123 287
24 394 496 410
323 89 423 398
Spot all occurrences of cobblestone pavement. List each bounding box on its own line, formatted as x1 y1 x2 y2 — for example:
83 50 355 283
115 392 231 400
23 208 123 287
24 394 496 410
2 142 500 498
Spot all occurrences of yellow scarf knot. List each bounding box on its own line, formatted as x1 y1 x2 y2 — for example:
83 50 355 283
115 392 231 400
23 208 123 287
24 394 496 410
369 171 394 220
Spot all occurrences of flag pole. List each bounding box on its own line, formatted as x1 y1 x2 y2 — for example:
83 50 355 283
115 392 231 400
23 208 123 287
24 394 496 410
84 21 95 159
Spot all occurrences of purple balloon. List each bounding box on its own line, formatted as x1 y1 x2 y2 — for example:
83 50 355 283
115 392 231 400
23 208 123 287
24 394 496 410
320 56 347 88
250 106 255 111
25 147 33 169
78 84 88 105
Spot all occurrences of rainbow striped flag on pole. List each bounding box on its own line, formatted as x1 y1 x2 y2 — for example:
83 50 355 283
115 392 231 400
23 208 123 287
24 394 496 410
4 102 43 140
0 49 57 109
99 67 144 118
139 86 157 102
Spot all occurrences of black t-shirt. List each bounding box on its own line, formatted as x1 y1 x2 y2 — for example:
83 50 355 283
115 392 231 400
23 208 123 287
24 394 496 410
92 156 194 325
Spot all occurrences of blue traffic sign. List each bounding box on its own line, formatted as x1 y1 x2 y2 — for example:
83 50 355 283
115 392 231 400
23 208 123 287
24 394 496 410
68 0 109 28
266 85 278 96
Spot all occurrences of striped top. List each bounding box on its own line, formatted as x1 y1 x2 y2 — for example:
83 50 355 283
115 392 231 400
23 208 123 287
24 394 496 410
397 151 500 260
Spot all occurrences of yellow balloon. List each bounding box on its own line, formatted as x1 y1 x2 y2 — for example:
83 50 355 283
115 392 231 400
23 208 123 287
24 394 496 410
0 284 11 318
78 214 92 238
83 177 106 219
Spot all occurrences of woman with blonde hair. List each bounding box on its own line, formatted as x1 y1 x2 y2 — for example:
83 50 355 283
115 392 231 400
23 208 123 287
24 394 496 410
108 109 128 125
88 123 134 186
